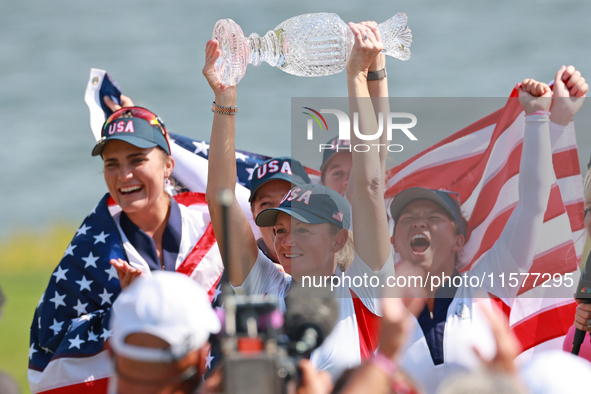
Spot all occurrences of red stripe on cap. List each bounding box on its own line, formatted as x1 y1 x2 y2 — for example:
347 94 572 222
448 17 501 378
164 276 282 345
176 223 217 276
350 289 380 360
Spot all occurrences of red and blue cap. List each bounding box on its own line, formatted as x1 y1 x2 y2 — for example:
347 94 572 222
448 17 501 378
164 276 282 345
255 184 351 230
249 157 311 202
92 106 170 157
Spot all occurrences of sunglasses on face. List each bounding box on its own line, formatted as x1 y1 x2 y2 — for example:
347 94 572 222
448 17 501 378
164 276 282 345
585 208 591 218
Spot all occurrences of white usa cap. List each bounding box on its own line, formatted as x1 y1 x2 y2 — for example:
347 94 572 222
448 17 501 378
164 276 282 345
110 271 221 362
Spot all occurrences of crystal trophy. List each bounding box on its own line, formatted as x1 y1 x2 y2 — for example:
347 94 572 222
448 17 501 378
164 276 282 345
212 12 411 86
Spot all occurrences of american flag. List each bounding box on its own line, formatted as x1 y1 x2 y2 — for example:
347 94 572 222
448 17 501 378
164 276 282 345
332 210 344 223
27 69 321 394
385 86 583 357
27 137 272 393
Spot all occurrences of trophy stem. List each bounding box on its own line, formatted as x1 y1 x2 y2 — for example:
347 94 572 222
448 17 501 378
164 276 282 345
247 30 280 68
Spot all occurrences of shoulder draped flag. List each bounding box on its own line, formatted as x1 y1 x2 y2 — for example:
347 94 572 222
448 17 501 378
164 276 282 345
385 87 583 356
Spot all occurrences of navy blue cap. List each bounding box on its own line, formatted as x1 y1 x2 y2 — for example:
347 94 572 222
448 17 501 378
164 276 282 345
249 157 311 202
92 117 170 157
320 137 351 172
255 184 350 230
389 187 467 236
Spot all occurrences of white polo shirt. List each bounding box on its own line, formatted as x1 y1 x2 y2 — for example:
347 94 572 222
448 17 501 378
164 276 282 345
234 249 394 380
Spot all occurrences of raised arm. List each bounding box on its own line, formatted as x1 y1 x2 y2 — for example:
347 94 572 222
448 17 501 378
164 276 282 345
346 23 391 271
550 65 588 126
498 70 587 273
362 21 390 176
491 80 554 273
203 40 258 286
345 22 390 198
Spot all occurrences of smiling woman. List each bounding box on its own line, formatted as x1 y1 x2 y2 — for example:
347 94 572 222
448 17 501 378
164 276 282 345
102 142 172 237
28 104 224 393
93 107 175 276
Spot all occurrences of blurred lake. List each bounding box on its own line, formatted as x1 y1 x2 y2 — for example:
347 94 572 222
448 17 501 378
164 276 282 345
1 0 591 236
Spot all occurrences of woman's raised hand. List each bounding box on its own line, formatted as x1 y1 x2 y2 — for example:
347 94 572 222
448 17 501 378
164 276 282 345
103 94 134 112
518 78 552 114
203 39 236 106
346 22 383 79
360 21 386 74
550 65 588 126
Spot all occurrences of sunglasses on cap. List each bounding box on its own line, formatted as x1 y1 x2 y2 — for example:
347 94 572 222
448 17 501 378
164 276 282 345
440 189 461 204
102 106 171 152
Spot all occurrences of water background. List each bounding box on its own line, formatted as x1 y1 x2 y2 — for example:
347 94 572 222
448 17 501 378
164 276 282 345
2 0 591 237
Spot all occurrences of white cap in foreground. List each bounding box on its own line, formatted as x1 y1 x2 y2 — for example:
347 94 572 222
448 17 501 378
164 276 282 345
520 350 591 393
110 271 221 362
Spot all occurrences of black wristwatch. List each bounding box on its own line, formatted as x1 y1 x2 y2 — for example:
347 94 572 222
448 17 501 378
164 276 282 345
367 68 387 81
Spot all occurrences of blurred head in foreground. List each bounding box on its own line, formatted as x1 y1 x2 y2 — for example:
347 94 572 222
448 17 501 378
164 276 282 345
520 350 591 394
108 272 220 394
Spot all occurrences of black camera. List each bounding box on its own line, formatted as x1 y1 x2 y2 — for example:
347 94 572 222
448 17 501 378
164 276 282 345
221 284 337 394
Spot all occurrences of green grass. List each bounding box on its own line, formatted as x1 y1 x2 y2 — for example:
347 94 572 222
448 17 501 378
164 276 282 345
0 271 53 394
0 225 76 394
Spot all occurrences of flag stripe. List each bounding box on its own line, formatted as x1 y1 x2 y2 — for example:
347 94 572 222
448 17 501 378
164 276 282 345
566 201 585 232
518 242 579 294
511 302 577 352
174 191 208 207
350 289 380 360
466 146 522 232
554 149 581 179
385 108 503 183
384 87 583 357
176 223 217 278
39 378 108 394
